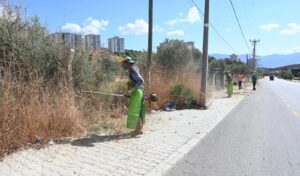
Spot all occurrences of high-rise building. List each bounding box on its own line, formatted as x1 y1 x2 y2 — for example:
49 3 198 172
51 32 82 48
230 53 238 61
63 33 82 48
108 36 125 53
84 34 101 50
51 33 63 44
185 41 195 50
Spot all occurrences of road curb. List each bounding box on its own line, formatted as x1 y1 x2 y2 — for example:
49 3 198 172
146 96 245 176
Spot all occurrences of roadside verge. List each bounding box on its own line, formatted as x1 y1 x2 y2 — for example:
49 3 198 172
0 93 246 176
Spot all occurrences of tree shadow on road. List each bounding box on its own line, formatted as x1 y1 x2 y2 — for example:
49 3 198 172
70 132 140 147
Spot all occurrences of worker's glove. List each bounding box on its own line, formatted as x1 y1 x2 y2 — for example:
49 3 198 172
124 92 131 98
124 88 135 98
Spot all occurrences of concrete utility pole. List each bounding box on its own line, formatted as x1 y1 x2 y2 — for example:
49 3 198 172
250 39 260 72
200 0 210 108
147 0 153 92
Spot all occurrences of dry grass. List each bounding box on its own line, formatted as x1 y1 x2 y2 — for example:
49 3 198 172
0 67 203 158
78 93 128 133
0 75 85 158
146 67 201 108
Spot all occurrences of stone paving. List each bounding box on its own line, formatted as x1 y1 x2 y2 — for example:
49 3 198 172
0 94 245 176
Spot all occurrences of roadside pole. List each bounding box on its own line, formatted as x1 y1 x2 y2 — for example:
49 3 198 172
200 0 209 108
250 39 260 72
147 0 153 93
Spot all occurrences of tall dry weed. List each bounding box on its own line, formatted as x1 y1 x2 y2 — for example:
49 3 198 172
147 67 201 108
0 74 85 157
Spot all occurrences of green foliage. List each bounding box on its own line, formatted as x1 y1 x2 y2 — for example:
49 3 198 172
0 2 123 91
0 6 60 80
170 83 194 101
72 49 96 90
280 69 293 79
209 58 225 70
192 48 202 63
191 48 202 71
155 39 193 70
224 58 233 65
208 56 216 63
96 53 121 87
72 49 121 90
209 58 250 75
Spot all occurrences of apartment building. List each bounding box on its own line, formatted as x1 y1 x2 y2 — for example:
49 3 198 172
84 34 101 50
108 36 125 53
51 32 82 48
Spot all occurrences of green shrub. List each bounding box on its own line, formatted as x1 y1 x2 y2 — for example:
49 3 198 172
170 83 194 102
0 4 61 81
280 69 293 80
155 39 193 70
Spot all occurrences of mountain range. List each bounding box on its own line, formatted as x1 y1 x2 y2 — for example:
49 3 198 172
209 52 300 68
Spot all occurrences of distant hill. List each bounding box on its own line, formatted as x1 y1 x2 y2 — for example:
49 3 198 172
268 64 300 71
209 53 300 68
259 53 300 68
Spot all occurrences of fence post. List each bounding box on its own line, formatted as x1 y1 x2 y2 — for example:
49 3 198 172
67 48 75 87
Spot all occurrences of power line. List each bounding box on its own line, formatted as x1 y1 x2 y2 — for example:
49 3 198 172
210 22 239 54
239 1 255 38
228 0 251 53
188 0 239 54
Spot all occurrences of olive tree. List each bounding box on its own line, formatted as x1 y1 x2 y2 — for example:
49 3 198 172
155 39 193 70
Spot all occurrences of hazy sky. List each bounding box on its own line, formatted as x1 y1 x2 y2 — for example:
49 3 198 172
18 0 300 56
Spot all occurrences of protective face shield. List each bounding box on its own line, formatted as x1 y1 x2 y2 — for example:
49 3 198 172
120 56 135 71
122 62 129 70
120 58 128 70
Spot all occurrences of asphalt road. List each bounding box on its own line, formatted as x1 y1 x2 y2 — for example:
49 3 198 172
166 77 300 176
